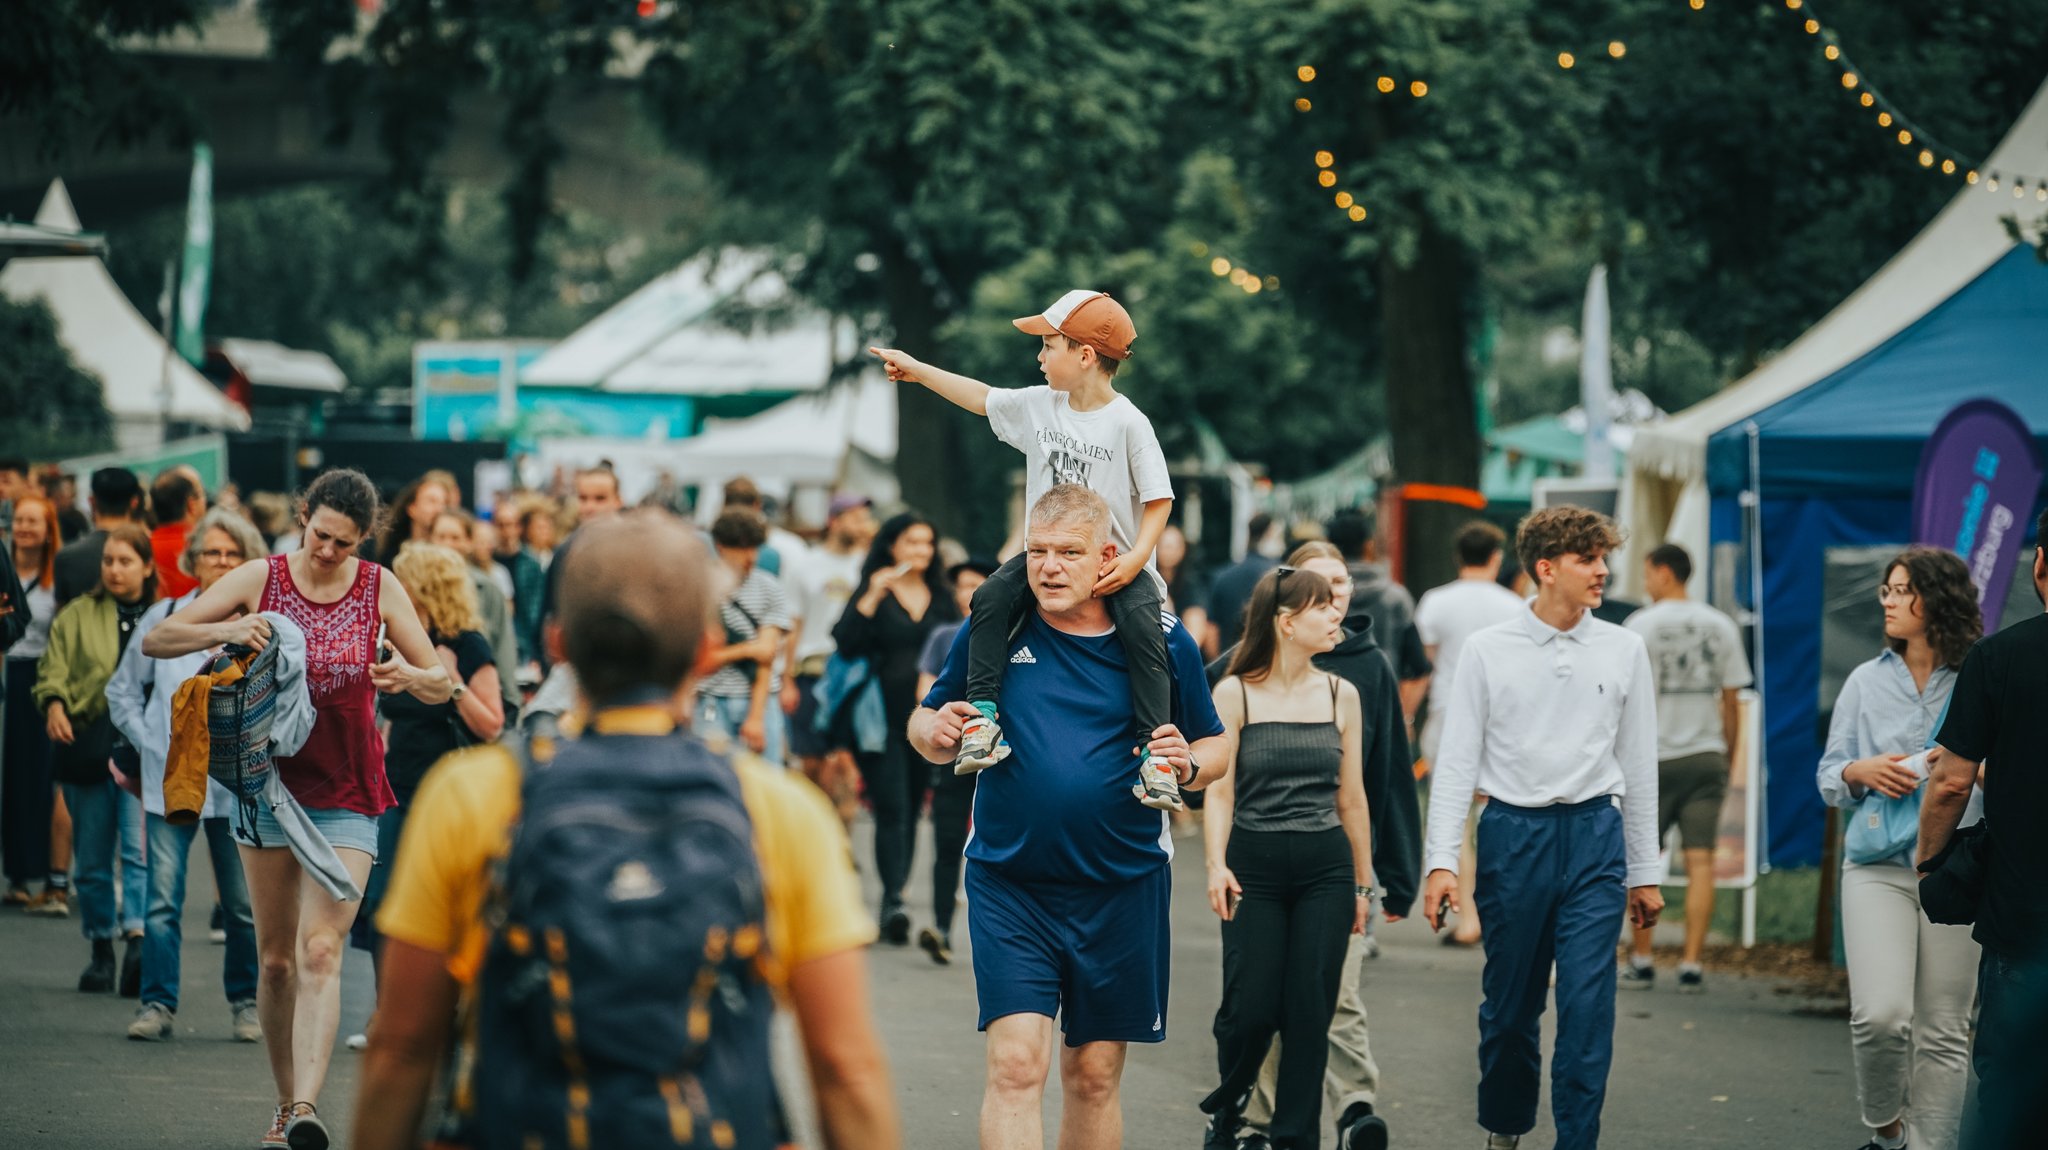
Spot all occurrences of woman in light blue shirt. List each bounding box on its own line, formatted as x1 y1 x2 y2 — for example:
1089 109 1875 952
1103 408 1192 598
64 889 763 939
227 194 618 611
1816 547 1980 1150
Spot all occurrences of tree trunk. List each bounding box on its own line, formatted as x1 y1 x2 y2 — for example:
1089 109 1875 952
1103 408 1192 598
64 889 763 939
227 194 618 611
1380 224 1482 595
880 249 977 540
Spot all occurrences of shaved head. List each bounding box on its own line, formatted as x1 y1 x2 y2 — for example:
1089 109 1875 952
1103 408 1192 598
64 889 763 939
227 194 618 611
557 511 717 705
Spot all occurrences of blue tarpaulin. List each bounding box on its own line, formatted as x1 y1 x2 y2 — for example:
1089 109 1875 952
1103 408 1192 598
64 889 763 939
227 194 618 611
1704 245 2048 867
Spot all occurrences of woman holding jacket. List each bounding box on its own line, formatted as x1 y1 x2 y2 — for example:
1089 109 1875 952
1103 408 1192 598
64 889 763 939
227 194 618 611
144 469 453 1150
1200 565 1376 1150
35 524 157 995
107 508 267 1042
1817 546 1981 1150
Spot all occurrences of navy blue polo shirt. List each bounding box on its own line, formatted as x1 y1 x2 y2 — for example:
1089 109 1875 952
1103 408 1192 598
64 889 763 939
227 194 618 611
922 610 1223 885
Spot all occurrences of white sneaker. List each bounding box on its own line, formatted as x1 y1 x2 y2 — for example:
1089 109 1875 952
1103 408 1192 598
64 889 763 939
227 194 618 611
126 1002 175 1041
1131 751 1185 812
954 715 1012 774
232 1001 261 1043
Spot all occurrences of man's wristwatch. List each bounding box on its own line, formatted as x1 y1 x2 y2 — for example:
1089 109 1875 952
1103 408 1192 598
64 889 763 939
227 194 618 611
1355 885 1382 899
449 682 467 704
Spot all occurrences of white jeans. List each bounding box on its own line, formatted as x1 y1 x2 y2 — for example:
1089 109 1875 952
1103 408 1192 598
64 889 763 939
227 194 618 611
1840 862 1979 1150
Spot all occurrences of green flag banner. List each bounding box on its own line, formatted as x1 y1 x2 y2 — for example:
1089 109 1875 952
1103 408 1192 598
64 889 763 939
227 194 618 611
174 143 213 365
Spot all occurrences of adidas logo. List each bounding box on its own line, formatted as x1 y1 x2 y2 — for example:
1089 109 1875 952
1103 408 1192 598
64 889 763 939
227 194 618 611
1010 646 1038 665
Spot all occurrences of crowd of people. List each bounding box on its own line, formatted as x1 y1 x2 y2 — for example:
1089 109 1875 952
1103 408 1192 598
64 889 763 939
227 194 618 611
0 286 2040 1150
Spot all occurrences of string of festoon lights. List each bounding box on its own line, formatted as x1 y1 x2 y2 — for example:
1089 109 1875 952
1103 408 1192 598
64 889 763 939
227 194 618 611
1286 0 2048 231
1772 0 2048 200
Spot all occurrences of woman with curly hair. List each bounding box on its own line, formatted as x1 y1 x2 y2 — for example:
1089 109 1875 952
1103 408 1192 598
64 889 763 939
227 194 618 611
1817 546 1982 1150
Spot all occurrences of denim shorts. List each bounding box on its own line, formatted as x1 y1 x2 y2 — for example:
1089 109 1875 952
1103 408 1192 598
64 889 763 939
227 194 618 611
230 801 382 859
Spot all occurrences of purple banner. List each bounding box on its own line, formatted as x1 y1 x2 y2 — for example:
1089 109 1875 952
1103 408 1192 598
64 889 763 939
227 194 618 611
1913 399 2044 631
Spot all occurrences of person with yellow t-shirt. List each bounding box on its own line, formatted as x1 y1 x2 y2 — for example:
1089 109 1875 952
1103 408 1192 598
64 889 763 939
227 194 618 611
353 512 900 1150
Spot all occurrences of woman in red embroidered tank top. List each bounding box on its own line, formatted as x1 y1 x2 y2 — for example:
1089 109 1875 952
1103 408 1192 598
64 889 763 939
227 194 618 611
146 469 453 1150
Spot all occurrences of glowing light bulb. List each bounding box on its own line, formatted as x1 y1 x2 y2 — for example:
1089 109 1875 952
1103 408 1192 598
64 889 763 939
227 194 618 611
1825 45 1840 61
1859 92 1874 107
1229 267 1249 285
1318 170 1337 188
1411 80 1428 97
1918 150 1934 167
2037 187 2047 202
1211 258 1231 277
1315 150 1334 168
1785 0 1801 9
1298 65 1317 83
1347 205 1367 222
1941 159 1956 175
1335 191 1354 209
1558 52 1576 69
1877 112 1893 127
1608 41 1626 59
1295 97 1312 112
1839 69 1854 85
1898 129 1913 145
1263 276 1282 290
1377 76 1396 93
1243 278 1262 294
1689 0 1704 9
1966 170 1979 185
1804 18 1819 34
1988 176 2000 191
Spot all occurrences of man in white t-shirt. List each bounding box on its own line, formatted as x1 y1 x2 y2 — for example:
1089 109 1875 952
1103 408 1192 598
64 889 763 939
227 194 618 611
870 289 1185 812
1620 542 1751 992
783 494 877 825
1415 522 1527 763
1413 521 1526 947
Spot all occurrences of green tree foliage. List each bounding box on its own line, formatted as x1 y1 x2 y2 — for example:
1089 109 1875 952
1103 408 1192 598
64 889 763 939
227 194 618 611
0 2 205 161
0 297 112 458
626 0 1198 537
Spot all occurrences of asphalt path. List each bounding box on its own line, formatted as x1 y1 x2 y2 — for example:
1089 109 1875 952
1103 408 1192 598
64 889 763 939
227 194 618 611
0 812 1863 1148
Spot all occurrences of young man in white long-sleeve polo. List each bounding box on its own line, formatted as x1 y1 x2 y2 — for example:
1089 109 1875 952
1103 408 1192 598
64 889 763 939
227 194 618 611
1421 506 1663 1150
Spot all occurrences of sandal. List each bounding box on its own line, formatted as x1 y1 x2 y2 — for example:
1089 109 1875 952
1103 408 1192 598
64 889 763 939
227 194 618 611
3 885 32 907
261 1105 289 1149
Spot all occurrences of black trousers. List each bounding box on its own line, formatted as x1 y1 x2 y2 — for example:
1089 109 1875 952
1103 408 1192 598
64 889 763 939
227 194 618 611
928 766 975 936
1969 948 2048 1148
1202 827 1354 1149
2 659 55 886
964 554 1169 742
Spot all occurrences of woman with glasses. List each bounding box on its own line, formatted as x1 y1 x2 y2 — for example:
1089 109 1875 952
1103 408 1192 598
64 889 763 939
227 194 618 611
1199 564 1377 1150
1818 547 1982 1150
107 508 268 1042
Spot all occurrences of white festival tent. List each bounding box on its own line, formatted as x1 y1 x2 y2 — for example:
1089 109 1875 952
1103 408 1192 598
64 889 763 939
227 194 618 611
0 180 249 450
533 371 899 510
519 250 839 397
1618 79 2048 600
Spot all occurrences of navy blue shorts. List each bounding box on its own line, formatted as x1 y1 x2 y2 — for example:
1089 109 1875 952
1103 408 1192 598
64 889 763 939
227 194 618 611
965 860 1172 1046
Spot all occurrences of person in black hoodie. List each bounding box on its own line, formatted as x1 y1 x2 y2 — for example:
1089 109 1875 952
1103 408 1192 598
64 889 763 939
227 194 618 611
1207 540 1418 1150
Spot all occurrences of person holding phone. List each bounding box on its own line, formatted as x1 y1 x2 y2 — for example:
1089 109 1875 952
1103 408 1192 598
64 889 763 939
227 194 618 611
1200 565 1377 1150
1816 547 1980 1150
698 509 792 764
832 511 958 944
143 469 453 1150
1420 507 1661 1150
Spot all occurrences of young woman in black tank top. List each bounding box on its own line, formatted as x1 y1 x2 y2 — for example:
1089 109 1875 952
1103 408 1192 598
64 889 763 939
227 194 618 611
1199 565 1376 1150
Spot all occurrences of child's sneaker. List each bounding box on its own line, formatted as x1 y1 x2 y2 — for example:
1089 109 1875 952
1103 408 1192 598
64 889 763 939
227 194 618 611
954 714 1012 774
1131 749 1185 812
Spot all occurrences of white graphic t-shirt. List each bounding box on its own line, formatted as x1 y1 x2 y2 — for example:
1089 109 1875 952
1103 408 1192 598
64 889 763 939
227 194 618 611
1624 598 1753 760
985 385 1173 592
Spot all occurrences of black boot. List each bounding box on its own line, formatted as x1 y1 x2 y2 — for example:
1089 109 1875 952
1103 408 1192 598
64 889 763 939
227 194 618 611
119 935 142 998
79 939 116 993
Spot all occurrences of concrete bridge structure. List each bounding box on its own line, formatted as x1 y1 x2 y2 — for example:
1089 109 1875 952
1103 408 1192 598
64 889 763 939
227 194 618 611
0 4 696 229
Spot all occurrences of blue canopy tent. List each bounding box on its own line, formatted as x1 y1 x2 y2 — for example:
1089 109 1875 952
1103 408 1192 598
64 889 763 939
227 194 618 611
1705 245 2048 866
1623 80 2048 869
